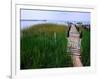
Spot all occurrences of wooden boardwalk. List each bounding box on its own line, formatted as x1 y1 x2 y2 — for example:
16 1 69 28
68 24 83 67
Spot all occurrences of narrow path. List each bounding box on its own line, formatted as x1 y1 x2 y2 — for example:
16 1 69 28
68 24 83 67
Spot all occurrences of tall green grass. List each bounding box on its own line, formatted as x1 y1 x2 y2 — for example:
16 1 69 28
81 28 90 66
78 25 90 66
21 23 73 69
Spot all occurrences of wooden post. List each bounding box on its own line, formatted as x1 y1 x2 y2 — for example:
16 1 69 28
54 32 56 43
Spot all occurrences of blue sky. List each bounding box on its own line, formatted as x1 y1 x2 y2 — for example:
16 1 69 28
21 9 90 22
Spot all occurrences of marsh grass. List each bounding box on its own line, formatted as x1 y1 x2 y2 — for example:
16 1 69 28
20 23 90 69
21 23 73 69
78 25 90 66
81 28 90 66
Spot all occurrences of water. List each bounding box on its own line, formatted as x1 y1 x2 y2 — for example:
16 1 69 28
21 20 45 29
20 20 90 30
20 20 68 29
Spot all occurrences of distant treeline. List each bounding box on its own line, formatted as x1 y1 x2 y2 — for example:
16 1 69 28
21 19 90 26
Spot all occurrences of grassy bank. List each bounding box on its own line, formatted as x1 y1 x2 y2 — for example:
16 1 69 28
20 23 90 69
81 28 90 66
21 23 73 69
78 25 90 66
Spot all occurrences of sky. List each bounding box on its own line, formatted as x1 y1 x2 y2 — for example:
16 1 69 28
21 9 90 22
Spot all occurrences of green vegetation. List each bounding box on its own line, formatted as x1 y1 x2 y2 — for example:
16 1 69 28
20 23 90 69
21 23 73 69
78 25 90 66
81 28 90 66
